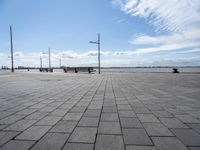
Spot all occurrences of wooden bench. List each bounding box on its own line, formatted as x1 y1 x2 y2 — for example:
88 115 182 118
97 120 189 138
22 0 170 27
39 68 53 72
172 68 179 73
63 67 95 74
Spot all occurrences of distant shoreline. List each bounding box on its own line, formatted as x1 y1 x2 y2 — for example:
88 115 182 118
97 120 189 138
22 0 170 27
1 66 200 70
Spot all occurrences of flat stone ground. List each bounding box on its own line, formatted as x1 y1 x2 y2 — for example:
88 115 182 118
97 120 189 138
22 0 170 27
0 72 200 150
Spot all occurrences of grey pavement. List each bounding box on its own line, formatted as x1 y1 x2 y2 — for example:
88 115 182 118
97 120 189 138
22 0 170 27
0 72 200 150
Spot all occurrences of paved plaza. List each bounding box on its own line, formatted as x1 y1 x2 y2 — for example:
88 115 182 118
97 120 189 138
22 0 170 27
0 71 200 150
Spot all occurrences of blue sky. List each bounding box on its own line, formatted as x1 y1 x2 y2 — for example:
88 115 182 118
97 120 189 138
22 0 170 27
0 0 200 67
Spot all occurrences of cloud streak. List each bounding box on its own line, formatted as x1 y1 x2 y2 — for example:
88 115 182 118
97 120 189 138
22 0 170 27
112 0 200 32
112 0 200 55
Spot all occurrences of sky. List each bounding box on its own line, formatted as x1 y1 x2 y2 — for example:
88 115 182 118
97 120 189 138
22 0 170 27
0 0 200 67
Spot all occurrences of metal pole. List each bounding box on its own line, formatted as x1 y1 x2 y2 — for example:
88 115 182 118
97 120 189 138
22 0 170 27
10 26 14 72
40 56 42 68
98 33 100 74
48 48 51 69
59 58 61 68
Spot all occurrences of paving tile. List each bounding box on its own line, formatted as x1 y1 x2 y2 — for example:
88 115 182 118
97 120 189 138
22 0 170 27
3 119 37 131
103 102 116 106
117 105 132 110
88 105 102 109
152 137 188 150
31 133 69 150
118 111 136 118
83 109 101 117
120 117 142 128
187 123 200 134
98 122 121 134
160 118 189 128
16 108 37 115
0 140 35 150
0 111 15 120
122 129 152 145
25 112 48 120
15 126 51 140
0 131 19 146
143 123 174 136
30 103 47 109
102 106 117 113
78 117 99 127
63 113 83 121
63 143 93 150
133 107 151 114
68 127 97 143
171 129 200 146
152 111 173 118
39 106 57 112
101 113 119 122
187 111 200 119
0 115 25 125
69 106 87 113
166 108 186 115
50 121 77 133
137 114 160 123
188 147 200 150
95 135 125 150
126 146 157 150
0 125 6 130
175 115 200 123
36 116 61 126
49 109 69 116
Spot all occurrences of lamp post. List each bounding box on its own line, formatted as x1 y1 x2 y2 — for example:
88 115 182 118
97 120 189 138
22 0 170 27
48 48 51 70
89 33 100 74
10 26 14 72
42 48 51 69
40 56 43 68
59 58 61 68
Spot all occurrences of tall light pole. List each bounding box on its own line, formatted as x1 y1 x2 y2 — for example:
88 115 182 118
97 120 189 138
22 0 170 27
40 56 43 68
10 26 14 72
89 33 101 74
59 58 61 68
48 48 51 70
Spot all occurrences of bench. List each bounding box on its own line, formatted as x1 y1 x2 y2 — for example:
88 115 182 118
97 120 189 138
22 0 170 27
63 67 95 74
39 68 53 72
172 68 179 73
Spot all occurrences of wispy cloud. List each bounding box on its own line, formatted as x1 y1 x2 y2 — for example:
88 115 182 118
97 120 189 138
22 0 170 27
112 0 200 32
112 0 200 55
131 28 200 46
171 48 200 54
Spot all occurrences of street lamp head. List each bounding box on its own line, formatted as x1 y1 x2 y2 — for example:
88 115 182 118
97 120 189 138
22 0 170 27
89 41 98 44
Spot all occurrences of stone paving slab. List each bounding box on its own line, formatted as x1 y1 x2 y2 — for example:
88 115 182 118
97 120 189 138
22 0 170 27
123 128 153 145
31 133 69 150
15 126 51 140
0 72 200 149
68 127 97 143
50 121 77 133
0 131 19 146
0 140 35 150
63 143 94 150
152 137 188 150
95 135 124 150
171 129 200 146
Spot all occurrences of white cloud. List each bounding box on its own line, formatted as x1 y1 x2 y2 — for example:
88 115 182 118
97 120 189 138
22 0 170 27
133 42 200 54
131 28 200 46
1 49 200 67
112 0 200 55
171 48 200 54
113 0 200 32
13 51 23 57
